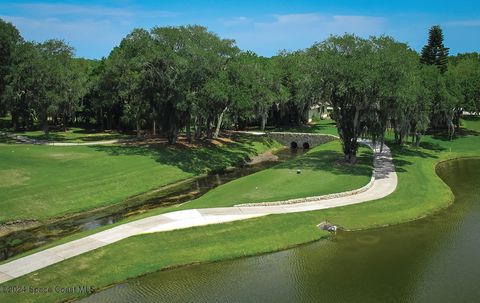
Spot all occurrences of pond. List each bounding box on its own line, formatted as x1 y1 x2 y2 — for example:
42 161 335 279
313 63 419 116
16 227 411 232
79 158 480 303
0 148 305 261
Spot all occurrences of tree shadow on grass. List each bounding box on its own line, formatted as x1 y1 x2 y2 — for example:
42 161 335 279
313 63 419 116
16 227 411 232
385 141 440 174
271 121 337 134
428 127 479 142
419 141 447 152
462 115 480 122
89 135 279 175
388 143 438 160
0 117 12 131
22 133 65 142
273 149 373 177
71 128 132 142
457 128 480 137
19 129 130 142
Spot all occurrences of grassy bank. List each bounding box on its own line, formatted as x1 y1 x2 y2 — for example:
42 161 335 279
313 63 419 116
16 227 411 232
0 139 373 264
182 140 372 208
254 118 338 135
13 128 132 143
1 118 479 303
0 135 280 222
0 116 131 143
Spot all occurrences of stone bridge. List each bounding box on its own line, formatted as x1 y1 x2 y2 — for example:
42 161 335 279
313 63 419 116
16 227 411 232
267 132 337 149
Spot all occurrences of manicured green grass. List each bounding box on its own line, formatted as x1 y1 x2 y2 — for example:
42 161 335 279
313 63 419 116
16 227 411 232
0 139 372 265
2 118 479 303
15 127 132 142
183 140 372 208
0 116 132 143
252 119 339 135
0 214 330 303
0 135 280 222
280 119 339 135
461 115 480 133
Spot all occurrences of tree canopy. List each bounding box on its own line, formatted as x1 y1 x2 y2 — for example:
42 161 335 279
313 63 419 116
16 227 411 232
1 19 478 162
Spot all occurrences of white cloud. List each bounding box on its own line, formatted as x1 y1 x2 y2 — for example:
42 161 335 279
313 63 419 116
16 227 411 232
225 13 387 54
252 13 385 32
445 19 480 27
272 13 324 25
1 15 128 58
14 3 133 17
224 16 252 26
327 15 386 34
0 2 179 19
0 3 180 58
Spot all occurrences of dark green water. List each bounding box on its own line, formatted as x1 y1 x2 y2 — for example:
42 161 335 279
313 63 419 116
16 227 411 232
79 158 480 303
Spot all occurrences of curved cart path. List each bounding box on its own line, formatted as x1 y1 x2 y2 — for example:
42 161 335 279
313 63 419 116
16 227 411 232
0 139 397 284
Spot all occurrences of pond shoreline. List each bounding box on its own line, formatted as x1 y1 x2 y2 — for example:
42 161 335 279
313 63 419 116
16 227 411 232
73 155 477 302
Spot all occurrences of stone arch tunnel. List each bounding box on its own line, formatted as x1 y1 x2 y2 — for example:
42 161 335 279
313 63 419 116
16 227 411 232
267 132 336 149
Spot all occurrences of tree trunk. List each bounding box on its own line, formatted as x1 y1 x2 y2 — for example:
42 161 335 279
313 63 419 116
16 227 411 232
344 152 357 164
448 121 455 140
153 120 156 136
136 118 141 138
11 113 18 131
414 134 422 147
42 112 49 136
99 108 104 131
63 114 68 132
168 113 178 144
206 117 213 139
186 114 192 143
260 113 267 131
107 113 112 130
168 126 178 144
213 107 228 139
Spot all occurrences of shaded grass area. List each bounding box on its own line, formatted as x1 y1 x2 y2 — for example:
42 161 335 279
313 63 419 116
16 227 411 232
183 140 372 208
0 135 280 222
14 128 131 143
0 117 132 143
1 119 480 303
252 119 339 135
91 135 279 175
0 116 11 131
461 115 480 133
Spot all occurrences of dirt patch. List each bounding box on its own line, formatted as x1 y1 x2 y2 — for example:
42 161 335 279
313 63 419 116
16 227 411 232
47 152 88 160
247 151 279 165
0 219 40 237
0 169 30 187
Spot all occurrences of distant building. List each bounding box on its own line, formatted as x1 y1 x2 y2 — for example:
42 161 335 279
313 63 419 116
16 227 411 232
308 105 332 122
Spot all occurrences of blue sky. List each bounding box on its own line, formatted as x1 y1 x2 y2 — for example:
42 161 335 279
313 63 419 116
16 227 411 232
1 0 479 59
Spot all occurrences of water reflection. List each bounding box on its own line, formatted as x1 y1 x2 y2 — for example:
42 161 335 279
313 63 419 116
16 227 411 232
79 158 480 303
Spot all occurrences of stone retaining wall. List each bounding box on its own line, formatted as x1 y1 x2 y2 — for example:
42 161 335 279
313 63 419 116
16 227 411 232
267 132 336 149
235 174 375 207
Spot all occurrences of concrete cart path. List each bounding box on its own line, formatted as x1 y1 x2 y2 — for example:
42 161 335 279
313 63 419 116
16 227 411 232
0 139 397 284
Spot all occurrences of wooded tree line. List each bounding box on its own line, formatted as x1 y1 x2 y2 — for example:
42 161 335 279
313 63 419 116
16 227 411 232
1 19 479 161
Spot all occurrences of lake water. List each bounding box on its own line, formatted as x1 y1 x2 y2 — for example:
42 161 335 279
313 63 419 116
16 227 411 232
79 158 480 303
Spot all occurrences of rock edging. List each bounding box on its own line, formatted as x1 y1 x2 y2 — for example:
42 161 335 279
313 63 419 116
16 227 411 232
234 137 378 207
235 174 375 207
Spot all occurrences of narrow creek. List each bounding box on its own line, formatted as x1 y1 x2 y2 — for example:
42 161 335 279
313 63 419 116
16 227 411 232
0 148 305 261
79 158 480 303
